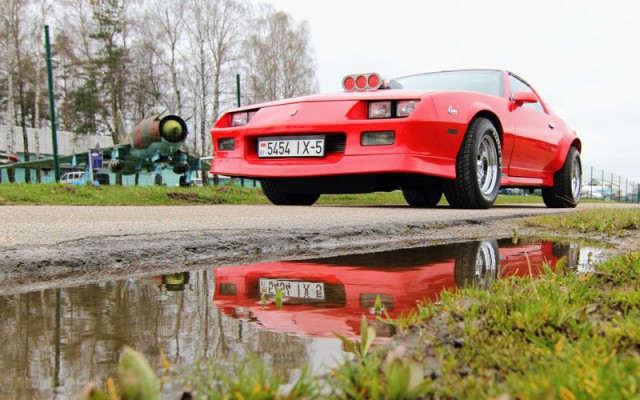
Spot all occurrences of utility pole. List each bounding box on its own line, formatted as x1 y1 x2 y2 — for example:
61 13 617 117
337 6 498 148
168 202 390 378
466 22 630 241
236 74 241 107
45 25 60 182
236 74 244 187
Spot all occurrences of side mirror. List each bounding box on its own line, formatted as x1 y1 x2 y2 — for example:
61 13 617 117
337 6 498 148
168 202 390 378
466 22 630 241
512 91 539 105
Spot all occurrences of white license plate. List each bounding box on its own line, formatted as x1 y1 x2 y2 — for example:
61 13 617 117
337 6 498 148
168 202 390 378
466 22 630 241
258 135 325 158
259 278 325 300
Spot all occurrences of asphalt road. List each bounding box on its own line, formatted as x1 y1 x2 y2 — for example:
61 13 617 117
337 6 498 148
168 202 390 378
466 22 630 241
0 203 611 247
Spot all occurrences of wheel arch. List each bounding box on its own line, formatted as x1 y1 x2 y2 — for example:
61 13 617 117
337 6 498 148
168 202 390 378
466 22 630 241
571 138 582 153
468 110 504 146
550 137 582 174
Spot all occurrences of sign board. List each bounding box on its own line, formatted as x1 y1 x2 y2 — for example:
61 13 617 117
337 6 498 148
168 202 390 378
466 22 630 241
90 149 103 169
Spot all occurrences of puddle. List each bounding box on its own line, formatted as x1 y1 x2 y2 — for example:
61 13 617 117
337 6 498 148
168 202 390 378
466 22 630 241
0 239 603 398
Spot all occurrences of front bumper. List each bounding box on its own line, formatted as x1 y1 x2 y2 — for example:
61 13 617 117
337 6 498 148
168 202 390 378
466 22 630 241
211 152 455 179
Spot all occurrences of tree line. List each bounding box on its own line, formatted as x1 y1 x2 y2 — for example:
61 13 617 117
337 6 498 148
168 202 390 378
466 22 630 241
0 0 317 179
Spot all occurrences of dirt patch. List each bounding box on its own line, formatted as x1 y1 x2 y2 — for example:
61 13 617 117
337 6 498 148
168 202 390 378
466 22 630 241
54 185 77 194
214 186 234 193
166 192 201 202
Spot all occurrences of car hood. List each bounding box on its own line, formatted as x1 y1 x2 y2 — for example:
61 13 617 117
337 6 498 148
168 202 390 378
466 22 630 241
234 89 436 111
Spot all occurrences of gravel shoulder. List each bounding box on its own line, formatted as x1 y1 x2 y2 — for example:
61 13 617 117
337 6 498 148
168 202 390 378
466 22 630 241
1 203 639 295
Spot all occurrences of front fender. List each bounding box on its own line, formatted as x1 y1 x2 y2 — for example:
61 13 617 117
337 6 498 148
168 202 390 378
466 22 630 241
550 134 581 173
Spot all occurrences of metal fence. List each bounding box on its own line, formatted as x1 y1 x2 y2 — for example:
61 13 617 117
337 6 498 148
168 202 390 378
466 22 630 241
582 166 639 203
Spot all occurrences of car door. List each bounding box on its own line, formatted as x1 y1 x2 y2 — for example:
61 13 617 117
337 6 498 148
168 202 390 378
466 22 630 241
507 74 562 178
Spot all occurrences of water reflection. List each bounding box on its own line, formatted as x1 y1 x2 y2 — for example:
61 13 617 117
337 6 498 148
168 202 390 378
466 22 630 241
0 270 310 399
214 240 589 340
0 239 599 399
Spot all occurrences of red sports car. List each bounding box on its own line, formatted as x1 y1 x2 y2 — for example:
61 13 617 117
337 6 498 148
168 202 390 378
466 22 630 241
210 69 581 209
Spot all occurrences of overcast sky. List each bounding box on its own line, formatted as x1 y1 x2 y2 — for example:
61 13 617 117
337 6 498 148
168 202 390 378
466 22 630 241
269 0 640 183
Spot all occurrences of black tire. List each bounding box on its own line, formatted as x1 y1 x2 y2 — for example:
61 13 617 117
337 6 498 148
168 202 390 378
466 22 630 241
108 159 124 173
261 178 320 206
444 118 502 209
402 187 442 208
542 147 581 208
454 239 499 289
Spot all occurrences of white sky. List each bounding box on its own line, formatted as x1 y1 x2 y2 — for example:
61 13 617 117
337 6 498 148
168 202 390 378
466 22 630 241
269 0 640 183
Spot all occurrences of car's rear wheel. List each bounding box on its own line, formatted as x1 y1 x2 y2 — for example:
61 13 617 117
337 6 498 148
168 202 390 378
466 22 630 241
542 147 581 208
261 178 320 206
402 187 442 208
445 117 502 209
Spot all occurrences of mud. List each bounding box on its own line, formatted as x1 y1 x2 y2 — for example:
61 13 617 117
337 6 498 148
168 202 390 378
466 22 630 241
1 213 638 296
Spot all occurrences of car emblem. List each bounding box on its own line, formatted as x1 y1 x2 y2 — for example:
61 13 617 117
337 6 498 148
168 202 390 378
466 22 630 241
448 106 458 115
291 109 298 116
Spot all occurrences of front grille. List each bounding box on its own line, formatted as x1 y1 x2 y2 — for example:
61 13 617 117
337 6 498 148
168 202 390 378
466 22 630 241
325 133 346 154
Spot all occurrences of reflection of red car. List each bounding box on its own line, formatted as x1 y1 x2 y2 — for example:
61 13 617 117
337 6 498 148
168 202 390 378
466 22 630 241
214 240 566 340
211 70 581 209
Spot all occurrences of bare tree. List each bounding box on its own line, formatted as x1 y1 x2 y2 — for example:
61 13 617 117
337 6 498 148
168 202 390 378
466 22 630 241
31 0 55 182
243 5 317 104
1 0 30 182
138 0 187 116
90 0 128 143
187 0 245 165
184 1 210 158
205 0 245 126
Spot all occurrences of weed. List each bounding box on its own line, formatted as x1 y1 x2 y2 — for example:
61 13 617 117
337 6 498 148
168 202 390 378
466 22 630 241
188 355 318 399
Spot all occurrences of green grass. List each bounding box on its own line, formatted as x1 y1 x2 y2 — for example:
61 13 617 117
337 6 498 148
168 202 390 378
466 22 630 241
375 252 640 399
526 208 640 235
0 183 268 205
0 182 555 206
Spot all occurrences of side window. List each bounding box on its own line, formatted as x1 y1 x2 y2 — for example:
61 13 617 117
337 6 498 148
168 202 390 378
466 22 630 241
509 75 545 113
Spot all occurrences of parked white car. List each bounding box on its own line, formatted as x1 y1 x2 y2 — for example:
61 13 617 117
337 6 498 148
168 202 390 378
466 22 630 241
60 171 110 185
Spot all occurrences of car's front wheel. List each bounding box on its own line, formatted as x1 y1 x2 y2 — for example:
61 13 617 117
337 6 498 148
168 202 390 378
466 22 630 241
542 147 581 208
445 117 502 209
454 239 499 289
261 178 320 206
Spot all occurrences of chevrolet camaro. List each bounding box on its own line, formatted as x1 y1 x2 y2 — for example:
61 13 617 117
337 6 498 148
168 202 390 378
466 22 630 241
210 69 581 209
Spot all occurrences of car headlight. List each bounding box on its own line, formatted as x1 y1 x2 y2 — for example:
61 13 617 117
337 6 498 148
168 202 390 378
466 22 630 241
230 110 258 127
368 101 392 119
368 100 418 119
396 100 418 117
218 283 237 295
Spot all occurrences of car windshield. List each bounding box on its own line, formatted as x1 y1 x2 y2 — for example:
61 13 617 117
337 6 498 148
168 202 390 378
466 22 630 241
393 70 504 97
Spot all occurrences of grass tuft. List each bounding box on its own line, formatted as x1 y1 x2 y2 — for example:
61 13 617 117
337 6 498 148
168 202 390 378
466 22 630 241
526 208 640 235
